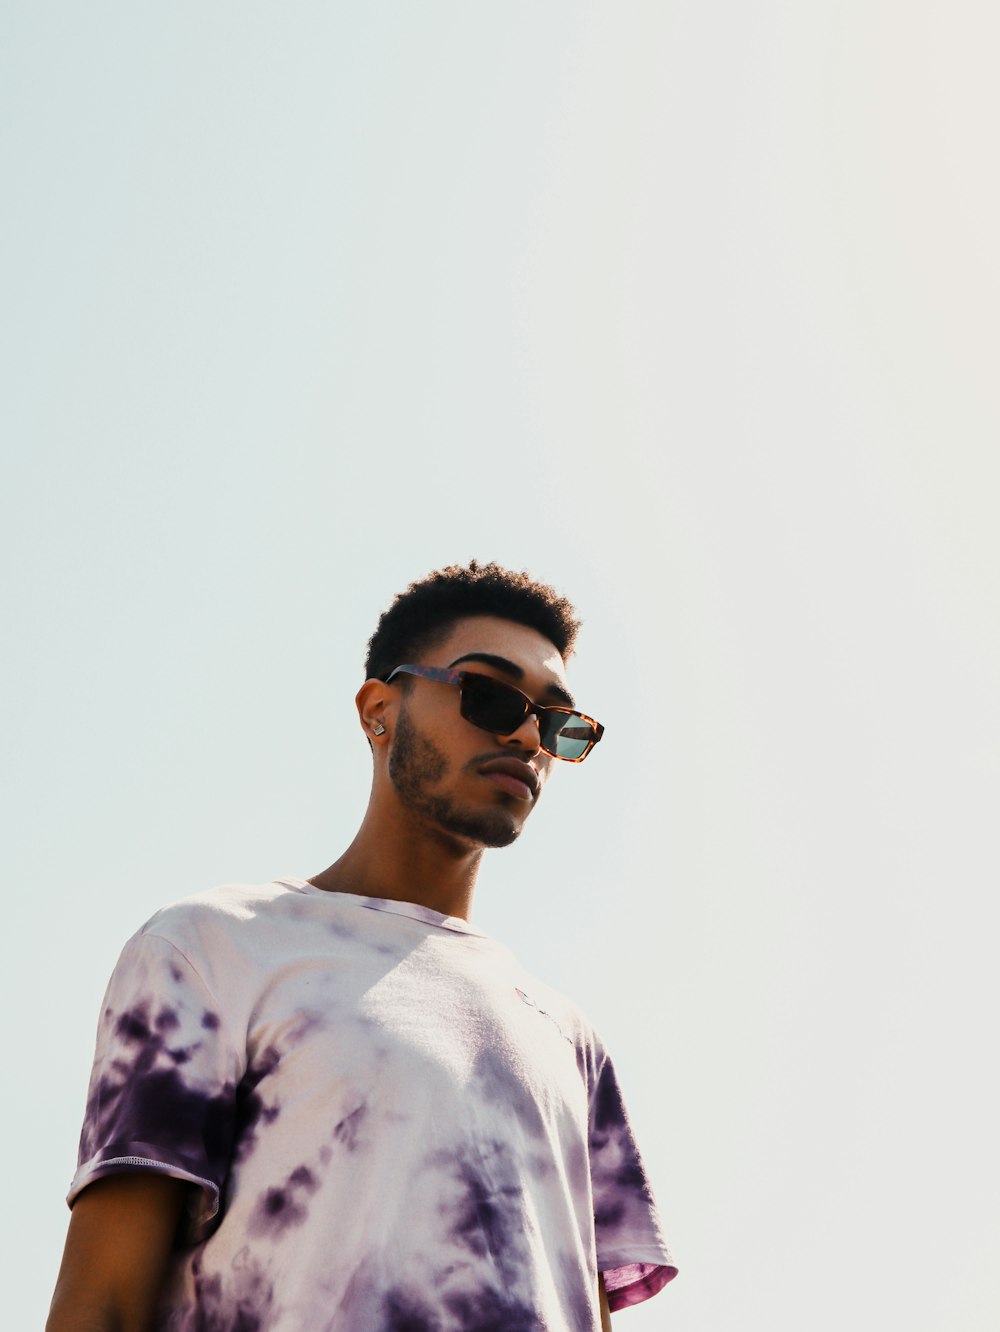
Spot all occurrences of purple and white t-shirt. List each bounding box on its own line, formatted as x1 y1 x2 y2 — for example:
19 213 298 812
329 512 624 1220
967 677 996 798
70 879 677 1330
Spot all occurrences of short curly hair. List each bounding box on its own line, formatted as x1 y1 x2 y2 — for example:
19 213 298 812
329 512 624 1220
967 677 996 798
364 561 581 682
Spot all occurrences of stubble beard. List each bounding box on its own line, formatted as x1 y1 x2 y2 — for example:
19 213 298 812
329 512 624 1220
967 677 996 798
388 704 523 850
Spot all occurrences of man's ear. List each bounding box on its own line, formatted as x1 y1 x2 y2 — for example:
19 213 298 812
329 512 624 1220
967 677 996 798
356 678 391 744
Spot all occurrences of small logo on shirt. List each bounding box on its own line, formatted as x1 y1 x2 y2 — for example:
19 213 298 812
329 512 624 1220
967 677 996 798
515 987 573 1046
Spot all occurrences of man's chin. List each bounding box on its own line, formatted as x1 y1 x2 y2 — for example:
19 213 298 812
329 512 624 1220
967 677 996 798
426 798 525 850
470 818 523 850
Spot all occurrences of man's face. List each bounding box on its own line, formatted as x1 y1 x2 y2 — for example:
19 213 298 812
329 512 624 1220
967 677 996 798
384 615 574 849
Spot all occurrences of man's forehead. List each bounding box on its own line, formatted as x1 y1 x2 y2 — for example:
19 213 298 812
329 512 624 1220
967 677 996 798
429 615 569 688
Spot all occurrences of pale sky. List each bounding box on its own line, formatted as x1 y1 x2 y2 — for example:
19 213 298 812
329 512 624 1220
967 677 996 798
4 4 999 1329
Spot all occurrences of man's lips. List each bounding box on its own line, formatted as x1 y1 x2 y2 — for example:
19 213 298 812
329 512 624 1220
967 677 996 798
483 772 533 800
477 757 540 800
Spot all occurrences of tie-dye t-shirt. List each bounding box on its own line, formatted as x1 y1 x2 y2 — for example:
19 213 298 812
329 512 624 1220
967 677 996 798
69 878 677 1330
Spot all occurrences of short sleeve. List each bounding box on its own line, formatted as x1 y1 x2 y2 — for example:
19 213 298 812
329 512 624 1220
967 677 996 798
589 1049 678 1312
68 929 241 1239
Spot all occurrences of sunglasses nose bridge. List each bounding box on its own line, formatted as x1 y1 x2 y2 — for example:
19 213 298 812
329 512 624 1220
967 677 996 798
489 688 544 747
500 689 556 755
499 709 545 755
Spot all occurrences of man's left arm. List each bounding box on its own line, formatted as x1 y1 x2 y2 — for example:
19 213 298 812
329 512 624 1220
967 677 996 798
598 1272 612 1330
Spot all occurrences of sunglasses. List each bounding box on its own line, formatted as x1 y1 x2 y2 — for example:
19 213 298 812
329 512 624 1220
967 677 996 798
384 664 604 762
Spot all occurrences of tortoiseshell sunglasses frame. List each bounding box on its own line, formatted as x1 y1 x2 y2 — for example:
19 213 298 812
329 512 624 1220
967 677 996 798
384 663 604 762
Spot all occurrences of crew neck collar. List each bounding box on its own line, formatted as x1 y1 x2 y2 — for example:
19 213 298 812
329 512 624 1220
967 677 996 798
277 877 489 938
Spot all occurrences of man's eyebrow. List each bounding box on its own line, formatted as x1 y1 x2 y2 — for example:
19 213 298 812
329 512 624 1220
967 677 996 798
447 652 576 709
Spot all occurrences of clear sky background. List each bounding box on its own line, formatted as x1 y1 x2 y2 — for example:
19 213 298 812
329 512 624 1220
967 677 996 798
3 3 998 1328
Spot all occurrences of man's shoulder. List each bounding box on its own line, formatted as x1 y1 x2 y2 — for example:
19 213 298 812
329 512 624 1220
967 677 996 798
137 879 296 951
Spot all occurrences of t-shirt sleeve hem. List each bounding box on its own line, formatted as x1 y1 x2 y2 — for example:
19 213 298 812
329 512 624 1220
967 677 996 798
68 1152 221 1231
599 1256 679 1312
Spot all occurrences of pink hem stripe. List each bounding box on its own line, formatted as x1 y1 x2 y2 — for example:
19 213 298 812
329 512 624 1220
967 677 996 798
606 1263 678 1312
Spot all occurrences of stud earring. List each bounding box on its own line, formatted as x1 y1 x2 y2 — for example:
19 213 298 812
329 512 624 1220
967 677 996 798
373 723 386 736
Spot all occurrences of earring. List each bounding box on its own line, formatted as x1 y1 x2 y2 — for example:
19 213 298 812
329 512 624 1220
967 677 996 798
373 723 386 736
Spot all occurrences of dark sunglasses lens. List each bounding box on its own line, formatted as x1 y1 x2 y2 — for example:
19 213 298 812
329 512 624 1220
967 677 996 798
541 715 595 760
459 675 526 733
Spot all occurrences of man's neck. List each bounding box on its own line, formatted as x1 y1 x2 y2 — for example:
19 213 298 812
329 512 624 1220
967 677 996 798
309 806 484 921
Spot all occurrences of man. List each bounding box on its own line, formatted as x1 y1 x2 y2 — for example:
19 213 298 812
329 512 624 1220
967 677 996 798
49 562 677 1331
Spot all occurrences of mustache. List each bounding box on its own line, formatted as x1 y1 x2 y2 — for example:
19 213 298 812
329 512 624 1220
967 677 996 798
464 748 544 773
464 748 514 770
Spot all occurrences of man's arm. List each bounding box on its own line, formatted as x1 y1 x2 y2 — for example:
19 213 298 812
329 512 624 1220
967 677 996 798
47 1172 188 1332
598 1271 613 1330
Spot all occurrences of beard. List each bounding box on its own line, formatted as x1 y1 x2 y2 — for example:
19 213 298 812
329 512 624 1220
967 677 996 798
388 704 523 849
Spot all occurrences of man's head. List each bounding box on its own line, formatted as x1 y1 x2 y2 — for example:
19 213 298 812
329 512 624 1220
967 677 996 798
363 561 580 684
358 563 586 850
